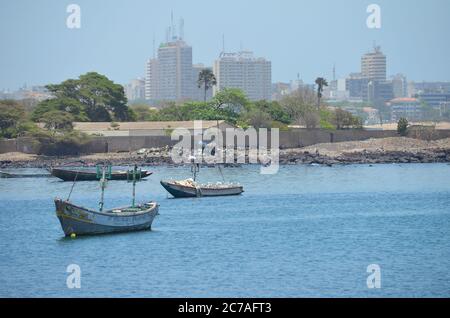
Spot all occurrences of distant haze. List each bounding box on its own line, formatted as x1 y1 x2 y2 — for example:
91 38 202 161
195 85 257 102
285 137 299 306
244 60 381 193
0 0 449 89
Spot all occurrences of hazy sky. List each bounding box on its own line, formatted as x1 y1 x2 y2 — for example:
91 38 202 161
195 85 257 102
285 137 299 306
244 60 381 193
1 0 449 90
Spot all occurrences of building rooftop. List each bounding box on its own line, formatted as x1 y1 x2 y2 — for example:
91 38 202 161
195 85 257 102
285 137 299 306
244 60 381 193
389 97 419 103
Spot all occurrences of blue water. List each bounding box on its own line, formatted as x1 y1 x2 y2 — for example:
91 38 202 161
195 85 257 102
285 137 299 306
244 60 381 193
0 164 449 297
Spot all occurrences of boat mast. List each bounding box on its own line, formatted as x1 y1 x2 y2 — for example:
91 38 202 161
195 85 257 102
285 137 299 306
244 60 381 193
191 162 200 181
127 165 141 208
97 164 112 212
189 155 200 182
194 163 199 181
99 166 106 212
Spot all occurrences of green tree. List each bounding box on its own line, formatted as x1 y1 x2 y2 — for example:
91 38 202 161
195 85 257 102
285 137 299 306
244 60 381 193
315 77 328 110
319 108 336 130
197 69 217 102
41 110 74 132
211 88 250 114
210 88 251 124
253 100 291 124
31 97 87 122
0 100 42 138
332 108 362 129
157 102 189 121
280 88 319 128
130 104 160 121
156 101 230 122
0 100 25 138
34 72 133 122
239 108 272 129
397 117 409 136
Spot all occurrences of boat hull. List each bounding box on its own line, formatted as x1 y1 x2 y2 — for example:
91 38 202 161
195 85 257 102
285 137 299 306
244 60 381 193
160 180 244 198
0 171 50 178
51 168 152 181
54 199 158 236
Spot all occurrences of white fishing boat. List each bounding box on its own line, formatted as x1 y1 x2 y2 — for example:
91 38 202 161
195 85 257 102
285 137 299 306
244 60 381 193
160 178 243 198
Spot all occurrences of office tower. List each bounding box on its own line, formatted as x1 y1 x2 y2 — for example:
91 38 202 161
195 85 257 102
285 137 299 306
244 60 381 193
145 58 159 101
213 51 272 101
145 39 193 102
125 78 145 101
346 73 370 100
157 39 193 101
391 74 408 98
145 16 195 102
361 46 387 81
368 80 394 105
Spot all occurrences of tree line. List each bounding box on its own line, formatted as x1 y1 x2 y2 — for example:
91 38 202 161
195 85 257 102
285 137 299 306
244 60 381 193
1 71 363 140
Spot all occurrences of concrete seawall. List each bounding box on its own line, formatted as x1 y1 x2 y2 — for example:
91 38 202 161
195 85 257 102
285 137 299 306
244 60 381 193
2 129 450 155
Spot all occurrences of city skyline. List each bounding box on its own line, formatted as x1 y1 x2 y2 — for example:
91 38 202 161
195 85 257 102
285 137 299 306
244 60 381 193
1 0 450 91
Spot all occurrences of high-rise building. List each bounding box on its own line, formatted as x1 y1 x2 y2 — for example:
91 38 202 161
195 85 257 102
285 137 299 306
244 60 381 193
346 73 369 100
145 40 194 102
355 46 393 106
144 16 196 102
145 58 159 101
125 78 145 102
368 80 394 105
158 39 193 101
361 46 387 81
213 51 271 101
391 74 408 98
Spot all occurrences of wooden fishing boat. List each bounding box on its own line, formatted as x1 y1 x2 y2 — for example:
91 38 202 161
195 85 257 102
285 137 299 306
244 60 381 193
55 199 158 236
160 179 243 198
55 165 159 236
0 170 51 178
51 167 152 181
160 159 243 198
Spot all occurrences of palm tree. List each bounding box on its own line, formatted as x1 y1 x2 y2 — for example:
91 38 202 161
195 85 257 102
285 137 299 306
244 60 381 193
315 77 328 110
197 69 217 102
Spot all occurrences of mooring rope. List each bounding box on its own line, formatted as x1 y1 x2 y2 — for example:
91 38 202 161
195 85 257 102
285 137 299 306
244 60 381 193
217 163 225 183
67 170 79 201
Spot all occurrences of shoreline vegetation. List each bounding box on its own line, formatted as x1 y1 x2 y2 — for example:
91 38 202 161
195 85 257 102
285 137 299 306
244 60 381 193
2 137 450 169
2 72 450 168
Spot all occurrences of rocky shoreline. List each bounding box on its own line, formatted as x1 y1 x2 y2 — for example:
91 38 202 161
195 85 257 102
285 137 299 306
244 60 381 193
279 149 450 165
1 149 450 169
1 137 450 169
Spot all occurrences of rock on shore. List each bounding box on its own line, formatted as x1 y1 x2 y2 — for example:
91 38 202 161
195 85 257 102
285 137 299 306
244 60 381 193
1 137 450 169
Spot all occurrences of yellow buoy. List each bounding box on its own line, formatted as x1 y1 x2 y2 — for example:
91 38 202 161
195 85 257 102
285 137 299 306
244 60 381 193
70 233 76 238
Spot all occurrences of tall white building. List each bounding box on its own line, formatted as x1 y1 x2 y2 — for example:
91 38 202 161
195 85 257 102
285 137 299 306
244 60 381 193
213 51 271 101
145 39 194 102
125 78 145 102
361 46 387 81
145 58 159 101
391 73 408 98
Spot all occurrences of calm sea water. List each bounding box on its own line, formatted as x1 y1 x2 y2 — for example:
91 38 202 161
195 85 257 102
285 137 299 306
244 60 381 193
0 164 449 297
